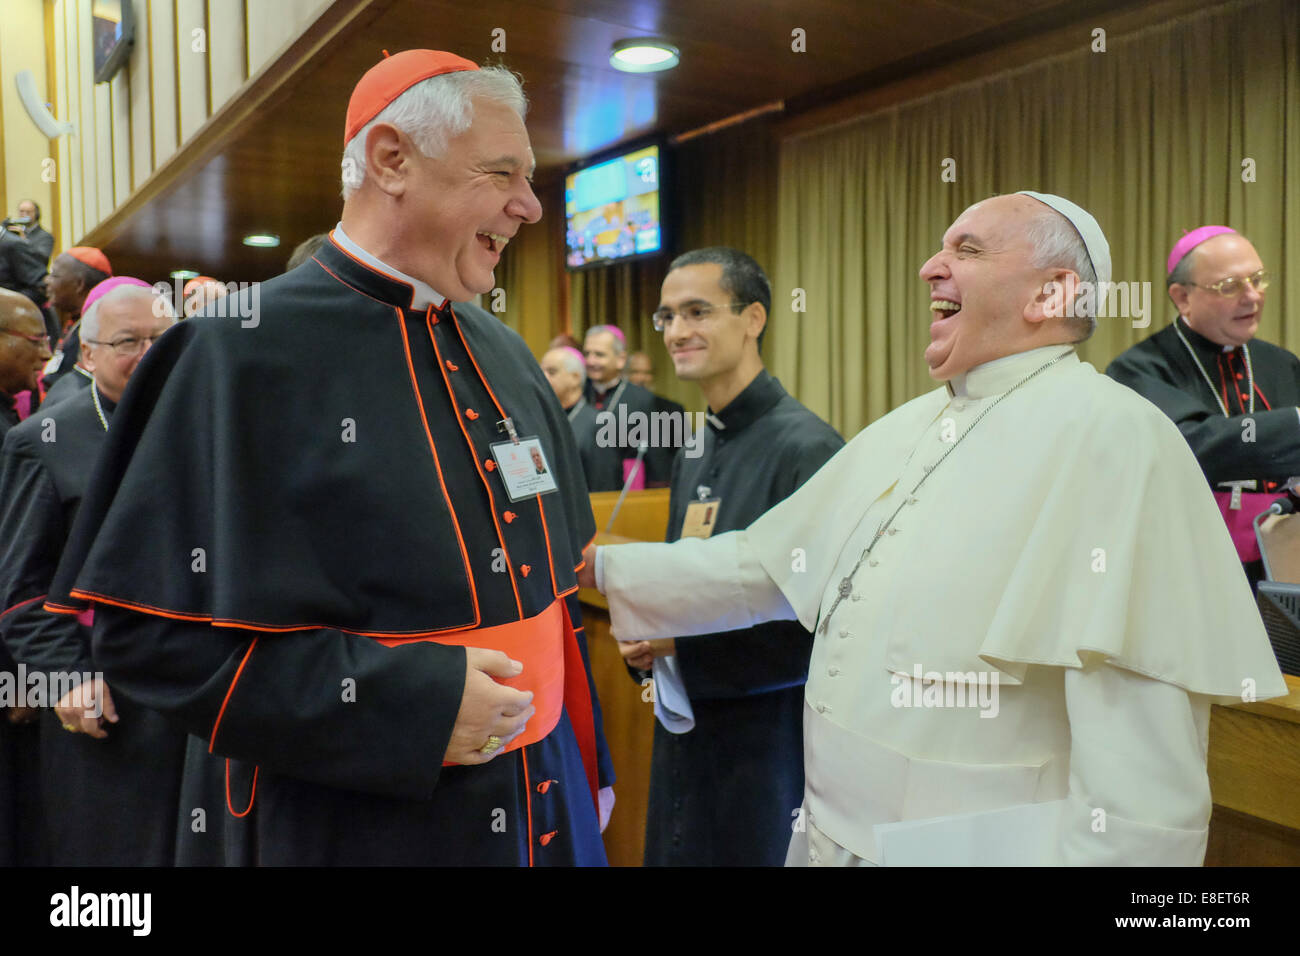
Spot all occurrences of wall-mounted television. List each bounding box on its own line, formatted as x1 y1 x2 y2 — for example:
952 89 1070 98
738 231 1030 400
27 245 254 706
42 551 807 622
565 140 667 270
93 0 136 85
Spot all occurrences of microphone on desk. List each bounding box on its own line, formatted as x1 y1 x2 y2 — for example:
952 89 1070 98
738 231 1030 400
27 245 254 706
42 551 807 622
605 443 649 533
1255 496 1297 584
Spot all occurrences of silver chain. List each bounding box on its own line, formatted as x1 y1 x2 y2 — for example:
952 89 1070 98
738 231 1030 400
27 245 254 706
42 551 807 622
817 349 1074 635
1173 319 1253 417
90 385 109 432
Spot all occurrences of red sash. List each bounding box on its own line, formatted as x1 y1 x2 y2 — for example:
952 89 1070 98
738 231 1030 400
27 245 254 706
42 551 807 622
375 598 599 806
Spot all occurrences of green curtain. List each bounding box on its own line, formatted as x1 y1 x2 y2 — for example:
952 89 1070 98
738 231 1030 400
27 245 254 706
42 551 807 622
773 0 1300 437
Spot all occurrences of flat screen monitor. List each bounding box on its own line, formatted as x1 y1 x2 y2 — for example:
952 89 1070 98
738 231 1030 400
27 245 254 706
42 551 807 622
565 142 666 270
93 0 135 85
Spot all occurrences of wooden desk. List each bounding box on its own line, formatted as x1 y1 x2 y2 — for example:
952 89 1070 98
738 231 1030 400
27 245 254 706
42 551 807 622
1207 673 1300 865
582 489 669 867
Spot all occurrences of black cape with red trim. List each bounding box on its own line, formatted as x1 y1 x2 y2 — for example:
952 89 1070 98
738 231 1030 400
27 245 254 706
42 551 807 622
47 237 612 865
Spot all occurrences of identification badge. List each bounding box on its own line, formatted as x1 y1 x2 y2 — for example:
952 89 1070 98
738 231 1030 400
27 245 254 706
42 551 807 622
681 498 722 539
490 436 559 502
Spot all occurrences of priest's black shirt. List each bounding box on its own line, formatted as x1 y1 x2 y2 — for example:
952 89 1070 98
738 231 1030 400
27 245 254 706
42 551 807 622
641 369 844 865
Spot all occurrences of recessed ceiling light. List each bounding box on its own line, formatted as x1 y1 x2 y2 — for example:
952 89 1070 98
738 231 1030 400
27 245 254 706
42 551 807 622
170 269 199 280
242 234 280 248
610 38 679 73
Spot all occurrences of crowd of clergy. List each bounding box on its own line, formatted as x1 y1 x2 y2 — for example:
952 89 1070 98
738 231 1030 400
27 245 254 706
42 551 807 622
0 47 1293 867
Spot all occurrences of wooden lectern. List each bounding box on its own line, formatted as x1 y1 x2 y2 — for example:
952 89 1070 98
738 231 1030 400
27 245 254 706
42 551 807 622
1205 513 1300 865
581 488 670 867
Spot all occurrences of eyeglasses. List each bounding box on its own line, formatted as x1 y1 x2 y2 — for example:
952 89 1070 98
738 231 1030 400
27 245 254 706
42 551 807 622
651 302 748 332
1186 270 1270 297
0 328 51 349
83 334 166 356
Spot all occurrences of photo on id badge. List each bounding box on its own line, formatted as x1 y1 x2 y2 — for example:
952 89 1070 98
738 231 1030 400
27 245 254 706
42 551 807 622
681 499 721 538
491 436 560 501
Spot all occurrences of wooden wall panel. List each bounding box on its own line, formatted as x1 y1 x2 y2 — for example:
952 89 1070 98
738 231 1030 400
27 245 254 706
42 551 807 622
150 0 178 165
207 0 247 106
175 0 208 144
110 71 131 207
128 0 153 189
74 0 96 233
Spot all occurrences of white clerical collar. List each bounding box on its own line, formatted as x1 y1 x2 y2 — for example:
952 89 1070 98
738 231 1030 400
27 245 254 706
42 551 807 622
946 344 1077 400
332 222 447 309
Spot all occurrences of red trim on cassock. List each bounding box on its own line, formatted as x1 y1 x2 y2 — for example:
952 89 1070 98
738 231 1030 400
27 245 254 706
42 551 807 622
1 594 46 623
210 638 259 754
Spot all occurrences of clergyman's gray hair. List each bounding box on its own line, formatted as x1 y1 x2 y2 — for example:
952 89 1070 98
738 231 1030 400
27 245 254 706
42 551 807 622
340 66 527 199
551 346 586 380
81 285 176 343
585 324 627 356
1023 206 1098 341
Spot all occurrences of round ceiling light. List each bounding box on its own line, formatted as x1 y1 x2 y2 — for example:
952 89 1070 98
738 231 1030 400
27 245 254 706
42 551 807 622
242 234 280 248
610 38 680 73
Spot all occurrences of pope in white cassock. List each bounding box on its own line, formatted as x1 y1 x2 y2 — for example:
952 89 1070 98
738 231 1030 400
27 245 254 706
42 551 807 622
580 191 1288 866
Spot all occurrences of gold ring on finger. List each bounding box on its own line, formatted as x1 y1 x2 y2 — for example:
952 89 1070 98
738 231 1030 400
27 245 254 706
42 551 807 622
479 734 503 755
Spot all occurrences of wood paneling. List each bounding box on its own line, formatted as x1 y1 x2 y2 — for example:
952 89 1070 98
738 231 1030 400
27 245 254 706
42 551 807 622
149 0 179 165
128 0 153 189
1206 674 1300 864
76 0 1148 283
579 490 670 865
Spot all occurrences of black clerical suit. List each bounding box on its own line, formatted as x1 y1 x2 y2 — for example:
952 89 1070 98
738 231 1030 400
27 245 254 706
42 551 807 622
1107 317 1300 583
45 237 614 866
582 377 678 490
0 385 189 864
40 365 92 409
638 370 843 865
0 231 47 306
21 225 54 268
564 396 603 494
0 398 41 865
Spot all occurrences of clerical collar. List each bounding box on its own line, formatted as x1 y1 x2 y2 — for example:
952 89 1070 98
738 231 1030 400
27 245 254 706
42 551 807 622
592 377 621 395
706 369 784 433
946 344 1077 400
330 223 448 310
1175 315 1238 355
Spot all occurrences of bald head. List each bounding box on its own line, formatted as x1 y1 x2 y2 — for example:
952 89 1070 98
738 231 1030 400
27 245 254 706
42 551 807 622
0 288 52 396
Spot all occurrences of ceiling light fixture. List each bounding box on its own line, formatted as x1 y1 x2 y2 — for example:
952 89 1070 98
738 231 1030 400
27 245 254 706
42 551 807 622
609 38 679 73
170 269 199 280
242 234 280 248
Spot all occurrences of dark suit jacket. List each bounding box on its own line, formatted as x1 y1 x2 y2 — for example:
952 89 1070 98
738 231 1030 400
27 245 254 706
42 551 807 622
0 231 47 305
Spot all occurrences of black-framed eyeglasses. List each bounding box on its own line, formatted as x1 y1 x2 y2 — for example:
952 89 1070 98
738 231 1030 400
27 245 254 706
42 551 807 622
1186 269 1270 298
651 302 748 332
0 328 51 349
83 334 166 356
